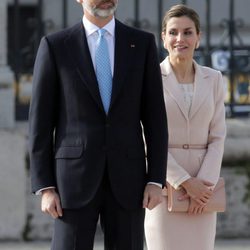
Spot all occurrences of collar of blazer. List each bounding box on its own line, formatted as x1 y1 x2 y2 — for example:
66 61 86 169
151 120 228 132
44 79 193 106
64 22 104 112
161 56 212 120
63 20 132 115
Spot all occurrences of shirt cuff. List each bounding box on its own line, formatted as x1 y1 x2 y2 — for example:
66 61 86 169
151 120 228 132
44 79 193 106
147 182 162 188
35 186 56 195
172 175 191 189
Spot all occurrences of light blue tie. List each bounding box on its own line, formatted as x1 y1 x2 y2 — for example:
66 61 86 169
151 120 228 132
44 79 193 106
95 29 112 114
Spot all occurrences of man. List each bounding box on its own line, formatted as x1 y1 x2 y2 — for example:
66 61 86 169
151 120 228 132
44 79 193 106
29 0 168 249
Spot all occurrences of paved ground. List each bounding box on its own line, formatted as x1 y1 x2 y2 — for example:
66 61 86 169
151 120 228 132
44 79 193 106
0 238 249 250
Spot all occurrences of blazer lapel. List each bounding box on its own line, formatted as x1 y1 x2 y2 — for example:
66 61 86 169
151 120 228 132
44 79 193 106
189 61 211 119
109 20 131 109
64 22 104 112
161 58 189 120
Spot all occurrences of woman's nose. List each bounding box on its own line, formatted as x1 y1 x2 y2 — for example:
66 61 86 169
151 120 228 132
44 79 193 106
176 33 184 41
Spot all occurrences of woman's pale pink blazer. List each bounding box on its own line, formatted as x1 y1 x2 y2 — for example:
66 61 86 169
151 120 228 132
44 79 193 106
161 57 226 188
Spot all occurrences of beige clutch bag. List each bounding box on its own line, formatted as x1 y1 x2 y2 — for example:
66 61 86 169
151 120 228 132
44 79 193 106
163 177 226 212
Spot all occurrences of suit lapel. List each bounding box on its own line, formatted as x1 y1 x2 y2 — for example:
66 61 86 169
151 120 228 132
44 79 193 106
161 58 211 121
109 20 131 109
161 58 189 120
64 21 132 114
64 22 104 112
189 62 210 119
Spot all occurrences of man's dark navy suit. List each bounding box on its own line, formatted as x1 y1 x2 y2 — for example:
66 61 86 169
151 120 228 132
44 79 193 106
29 19 168 249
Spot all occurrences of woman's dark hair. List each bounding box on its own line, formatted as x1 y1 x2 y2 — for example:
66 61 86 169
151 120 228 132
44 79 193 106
162 4 200 34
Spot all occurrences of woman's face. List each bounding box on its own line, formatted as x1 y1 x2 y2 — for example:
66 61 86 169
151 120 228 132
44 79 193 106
162 16 200 61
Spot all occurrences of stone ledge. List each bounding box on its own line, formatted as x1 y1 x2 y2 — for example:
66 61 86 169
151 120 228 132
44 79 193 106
226 118 250 137
0 129 26 239
224 118 250 161
0 120 250 239
217 168 250 237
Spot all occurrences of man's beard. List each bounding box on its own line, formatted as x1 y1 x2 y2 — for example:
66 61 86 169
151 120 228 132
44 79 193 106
84 1 118 18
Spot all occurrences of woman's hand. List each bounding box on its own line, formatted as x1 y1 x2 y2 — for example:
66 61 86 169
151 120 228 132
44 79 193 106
179 177 214 205
187 197 206 215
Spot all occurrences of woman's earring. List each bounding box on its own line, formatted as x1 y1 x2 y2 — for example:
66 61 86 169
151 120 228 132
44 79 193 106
196 42 200 49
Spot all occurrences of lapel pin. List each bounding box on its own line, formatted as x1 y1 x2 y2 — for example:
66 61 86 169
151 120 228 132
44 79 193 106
130 44 135 48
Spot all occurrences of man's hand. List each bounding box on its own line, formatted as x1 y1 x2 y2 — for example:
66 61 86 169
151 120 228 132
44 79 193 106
41 189 63 219
143 184 163 210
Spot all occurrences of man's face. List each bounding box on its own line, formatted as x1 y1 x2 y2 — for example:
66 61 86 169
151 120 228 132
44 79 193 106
78 0 118 19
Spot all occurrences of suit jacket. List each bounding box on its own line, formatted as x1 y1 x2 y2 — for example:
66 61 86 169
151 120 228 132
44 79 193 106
161 57 226 189
29 20 168 210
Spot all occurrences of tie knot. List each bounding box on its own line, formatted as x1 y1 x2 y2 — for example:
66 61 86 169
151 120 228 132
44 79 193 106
98 28 106 37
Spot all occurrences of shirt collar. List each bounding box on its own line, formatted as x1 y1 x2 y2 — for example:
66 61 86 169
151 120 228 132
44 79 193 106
82 15 115 37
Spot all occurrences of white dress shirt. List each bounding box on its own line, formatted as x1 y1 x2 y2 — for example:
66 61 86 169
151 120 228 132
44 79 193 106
83 15 115 76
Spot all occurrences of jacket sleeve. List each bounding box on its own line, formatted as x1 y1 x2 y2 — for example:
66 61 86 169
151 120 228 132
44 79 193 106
29 37 58 193
196 71 226 184
167 152 191 189
141 34 168 186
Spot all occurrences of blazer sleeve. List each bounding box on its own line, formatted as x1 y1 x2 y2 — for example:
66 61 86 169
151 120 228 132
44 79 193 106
140 34 168 186
196 71 226 184
167 152 191 189
29 37 58 193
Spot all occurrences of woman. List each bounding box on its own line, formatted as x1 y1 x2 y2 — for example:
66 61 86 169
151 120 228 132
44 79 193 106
145 4 226 250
